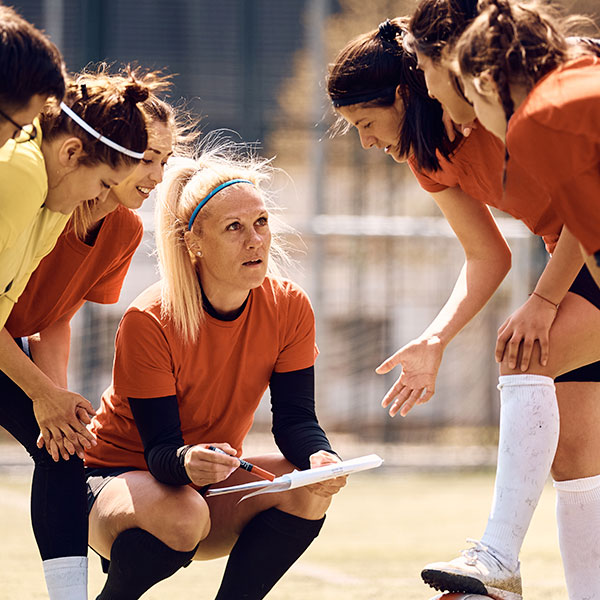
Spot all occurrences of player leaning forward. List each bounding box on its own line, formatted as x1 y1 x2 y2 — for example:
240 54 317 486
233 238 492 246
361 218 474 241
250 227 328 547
84 149 346 599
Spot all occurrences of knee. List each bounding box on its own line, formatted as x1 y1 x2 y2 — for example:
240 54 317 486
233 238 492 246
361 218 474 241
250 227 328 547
158 489 211 551
280 487 332 520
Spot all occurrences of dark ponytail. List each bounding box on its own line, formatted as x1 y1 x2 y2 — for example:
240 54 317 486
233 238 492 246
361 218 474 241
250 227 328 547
328 17 454 172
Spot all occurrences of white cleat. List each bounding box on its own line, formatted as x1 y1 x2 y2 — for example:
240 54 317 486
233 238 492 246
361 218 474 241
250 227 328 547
422 539 522 600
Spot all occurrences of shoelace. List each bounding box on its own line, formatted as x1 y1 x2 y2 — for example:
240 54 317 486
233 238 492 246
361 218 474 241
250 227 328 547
460 538 491 567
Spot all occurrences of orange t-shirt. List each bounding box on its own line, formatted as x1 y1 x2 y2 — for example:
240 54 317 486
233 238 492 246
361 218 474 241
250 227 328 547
408 123 562 253
5 205 142 337
506 56 600 255
85 276 318 470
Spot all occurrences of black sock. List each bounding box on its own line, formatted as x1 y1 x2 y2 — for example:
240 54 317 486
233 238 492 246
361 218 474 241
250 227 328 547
96 528 197 600
215 507 325 600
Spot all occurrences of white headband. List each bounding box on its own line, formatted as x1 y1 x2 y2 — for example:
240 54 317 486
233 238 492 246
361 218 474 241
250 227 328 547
59 102 145 160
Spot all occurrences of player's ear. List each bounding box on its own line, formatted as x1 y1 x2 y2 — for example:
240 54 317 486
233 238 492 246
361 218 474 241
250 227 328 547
473 70 498 99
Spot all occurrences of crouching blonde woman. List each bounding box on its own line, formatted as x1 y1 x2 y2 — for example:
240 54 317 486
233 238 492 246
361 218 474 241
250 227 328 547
84 149 346 599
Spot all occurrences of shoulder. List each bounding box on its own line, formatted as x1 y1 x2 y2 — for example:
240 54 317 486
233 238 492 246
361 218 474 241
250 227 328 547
105 205 144 241
259 276 312 307
0 137 47 245
516 57 600 136
122 282 164 326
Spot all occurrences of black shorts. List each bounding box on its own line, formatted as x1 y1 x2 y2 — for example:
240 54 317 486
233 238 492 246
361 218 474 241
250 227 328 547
85 466 211 514
85 466 139 514
555 265 600 383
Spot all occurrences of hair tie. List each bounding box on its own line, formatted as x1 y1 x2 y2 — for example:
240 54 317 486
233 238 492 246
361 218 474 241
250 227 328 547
378 19 398 44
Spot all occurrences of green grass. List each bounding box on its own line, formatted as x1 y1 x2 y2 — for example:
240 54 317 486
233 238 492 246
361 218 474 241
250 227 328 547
0 467 564 599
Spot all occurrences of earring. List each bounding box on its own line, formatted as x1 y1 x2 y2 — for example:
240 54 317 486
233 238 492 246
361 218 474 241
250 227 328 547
197 251 202 257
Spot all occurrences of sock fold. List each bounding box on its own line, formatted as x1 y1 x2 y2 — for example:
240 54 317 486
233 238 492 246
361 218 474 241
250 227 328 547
555 474 600 599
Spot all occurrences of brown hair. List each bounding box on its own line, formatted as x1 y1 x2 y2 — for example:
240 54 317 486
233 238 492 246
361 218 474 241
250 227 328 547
39 63 151 169
456 0 594 123
327 17 454 172
409 0 479 62
69 68 199 240
0 4 66 111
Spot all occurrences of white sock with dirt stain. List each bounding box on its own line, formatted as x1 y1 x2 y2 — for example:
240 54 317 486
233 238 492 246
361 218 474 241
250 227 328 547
479 374 559 570
43 556 87 600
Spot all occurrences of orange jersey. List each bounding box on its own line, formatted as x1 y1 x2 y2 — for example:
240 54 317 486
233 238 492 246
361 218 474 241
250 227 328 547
5 205 142 337
506 56 600 255
85 276 318 470
408 123 562 253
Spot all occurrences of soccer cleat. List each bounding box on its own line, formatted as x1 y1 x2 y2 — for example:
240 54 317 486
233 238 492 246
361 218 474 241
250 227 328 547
421 539 522 600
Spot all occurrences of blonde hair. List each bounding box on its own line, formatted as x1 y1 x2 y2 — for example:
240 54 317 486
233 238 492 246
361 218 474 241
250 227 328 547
155 140 292 342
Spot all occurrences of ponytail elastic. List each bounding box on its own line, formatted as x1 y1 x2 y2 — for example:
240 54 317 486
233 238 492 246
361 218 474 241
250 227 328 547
59 102 145 160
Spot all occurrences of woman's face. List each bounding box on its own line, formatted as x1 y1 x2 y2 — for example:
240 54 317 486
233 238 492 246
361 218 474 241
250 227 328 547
45 160 134 214
461 73 507 142
415 50 476 125
112 120 174 210
0 93 47 148
192 184 271 301
337 93 410 163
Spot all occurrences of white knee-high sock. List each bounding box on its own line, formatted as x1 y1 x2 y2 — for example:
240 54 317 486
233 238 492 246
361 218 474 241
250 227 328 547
42 556 87 600
480 374 559 570
555 474 600 600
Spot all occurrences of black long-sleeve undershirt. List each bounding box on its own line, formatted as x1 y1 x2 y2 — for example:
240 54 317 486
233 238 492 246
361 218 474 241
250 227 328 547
128 365 335 486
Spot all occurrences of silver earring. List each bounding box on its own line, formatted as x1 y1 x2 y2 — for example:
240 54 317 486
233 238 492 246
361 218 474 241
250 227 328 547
197 251 202 257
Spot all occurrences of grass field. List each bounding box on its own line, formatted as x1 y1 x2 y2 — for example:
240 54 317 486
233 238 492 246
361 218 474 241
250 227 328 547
0 465 565 599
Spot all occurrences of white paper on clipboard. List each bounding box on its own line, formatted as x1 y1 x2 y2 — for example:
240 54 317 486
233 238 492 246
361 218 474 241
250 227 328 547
205 454 384 501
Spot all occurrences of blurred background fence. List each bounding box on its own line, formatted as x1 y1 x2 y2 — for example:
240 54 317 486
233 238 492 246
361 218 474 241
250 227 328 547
8 0 599 445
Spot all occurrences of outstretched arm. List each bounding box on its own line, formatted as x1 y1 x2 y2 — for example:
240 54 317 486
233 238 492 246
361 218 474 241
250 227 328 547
377 186 512 417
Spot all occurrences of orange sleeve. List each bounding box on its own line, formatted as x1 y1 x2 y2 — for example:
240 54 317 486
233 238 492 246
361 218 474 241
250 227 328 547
508 113 600 254
408 158 448 193
112 308 177 399
274 286 318 373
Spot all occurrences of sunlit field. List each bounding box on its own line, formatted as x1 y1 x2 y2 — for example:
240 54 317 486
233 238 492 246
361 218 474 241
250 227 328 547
0 457 565 599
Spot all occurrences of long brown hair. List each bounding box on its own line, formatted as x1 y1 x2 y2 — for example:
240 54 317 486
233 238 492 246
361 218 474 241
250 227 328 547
327 17 454 172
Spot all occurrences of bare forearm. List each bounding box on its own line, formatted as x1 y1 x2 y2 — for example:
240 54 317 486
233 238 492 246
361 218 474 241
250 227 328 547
28 320 71 389
422 256 510 347
534 226 584 304
0 327 57 400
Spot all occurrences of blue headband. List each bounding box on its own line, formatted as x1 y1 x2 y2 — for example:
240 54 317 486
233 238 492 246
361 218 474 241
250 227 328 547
187 179 254 230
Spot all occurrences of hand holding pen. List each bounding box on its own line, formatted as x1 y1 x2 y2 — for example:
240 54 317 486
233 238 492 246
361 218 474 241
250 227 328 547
208 446 276 481
182 443 276 488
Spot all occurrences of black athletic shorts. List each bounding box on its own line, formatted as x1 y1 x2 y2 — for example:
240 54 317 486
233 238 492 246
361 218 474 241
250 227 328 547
555 265 600 383
85 466 211 514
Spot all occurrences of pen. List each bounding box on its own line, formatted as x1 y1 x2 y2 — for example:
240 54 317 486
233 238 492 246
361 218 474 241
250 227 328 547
208 446 276 482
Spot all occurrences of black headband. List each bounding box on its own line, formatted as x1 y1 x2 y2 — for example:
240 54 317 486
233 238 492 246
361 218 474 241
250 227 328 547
330 85 397 107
